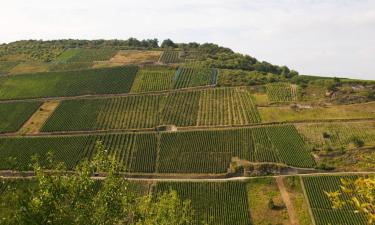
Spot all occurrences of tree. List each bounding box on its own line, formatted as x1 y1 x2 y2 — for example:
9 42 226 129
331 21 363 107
161 39 178 48
2 142 195 225
325 176 375 224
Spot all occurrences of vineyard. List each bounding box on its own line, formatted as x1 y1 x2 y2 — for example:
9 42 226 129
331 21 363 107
0 125 315 173
0 101 42 133
130 68 176 92
0 66 138 100
41 87 262 131
302 175 368 225
159 50 180 63
295 121 375 149
197 88 261 126
157 125 315 173
266 82 298 102
172 67 217 89
0 133 157 172
155 181 250 225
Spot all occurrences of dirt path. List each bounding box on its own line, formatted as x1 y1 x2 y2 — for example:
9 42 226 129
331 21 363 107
18 100 60 134
276 176 299 225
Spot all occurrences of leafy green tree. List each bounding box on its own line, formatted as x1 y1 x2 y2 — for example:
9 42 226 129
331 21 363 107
2 142 195 225
161 39 178 48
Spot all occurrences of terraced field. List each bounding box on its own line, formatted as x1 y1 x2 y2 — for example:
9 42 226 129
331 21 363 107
296 121 375 149
155 181 250 225
0 101 42 133
159 50 180 63
302 175 368 225
0 66 138 100
158 125 315 173
41 87 261 131
0 133 157 172
161 90 201 127
198 88 261 126
266 82 297 102
173 67 217 89
0 125 315 173
130 68 175 92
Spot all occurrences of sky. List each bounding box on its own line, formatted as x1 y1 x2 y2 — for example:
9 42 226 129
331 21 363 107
1 0 374 80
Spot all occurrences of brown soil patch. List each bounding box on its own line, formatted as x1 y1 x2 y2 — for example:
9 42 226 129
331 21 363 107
277 176 299 225
18 100 60 134
93 50 162 68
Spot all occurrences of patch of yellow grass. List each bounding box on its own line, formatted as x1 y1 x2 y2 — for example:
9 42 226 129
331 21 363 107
9 62 49 74
259 101 375 122
253 93 269 106
247 178 290 225
18 100 60 134
93 50 162 68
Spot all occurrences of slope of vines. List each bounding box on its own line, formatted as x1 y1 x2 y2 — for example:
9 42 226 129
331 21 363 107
302 175 367 225
159 51 180 63
266 82 297 102
0 101 42 133
155 181 250 225
172 67 216 89
0 66 138 100
130 68 175 92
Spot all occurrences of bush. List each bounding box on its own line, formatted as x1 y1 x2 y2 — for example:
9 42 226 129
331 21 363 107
351 136 364 147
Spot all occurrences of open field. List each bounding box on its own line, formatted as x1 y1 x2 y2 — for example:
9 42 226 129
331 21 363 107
302 175 368 225
0 101 42 133
0 61 20 74
155 181 250 225
0 66 138 100
9 61 49 74
259 101 375 122
130 67 175 92
295 121 375 150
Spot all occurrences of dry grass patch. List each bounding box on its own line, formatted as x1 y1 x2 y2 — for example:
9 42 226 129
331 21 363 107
93 50 161 68
259 101 375 122
18 100 60 134
9 62 49 74
247 177 290 225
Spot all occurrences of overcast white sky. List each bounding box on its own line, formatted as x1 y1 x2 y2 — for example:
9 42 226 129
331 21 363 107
1 0 374 79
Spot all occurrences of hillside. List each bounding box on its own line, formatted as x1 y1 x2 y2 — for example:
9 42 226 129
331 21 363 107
0 39 374 225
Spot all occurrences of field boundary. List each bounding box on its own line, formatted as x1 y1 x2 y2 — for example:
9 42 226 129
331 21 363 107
300 177 317 225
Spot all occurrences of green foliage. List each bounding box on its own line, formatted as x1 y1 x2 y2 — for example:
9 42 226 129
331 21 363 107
302 175 368 225
0 144 194 225
155 181 250 225
351 136 365 147
217 69 285 86
0 66 138 100
0 101 41 133
161 39 178 48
